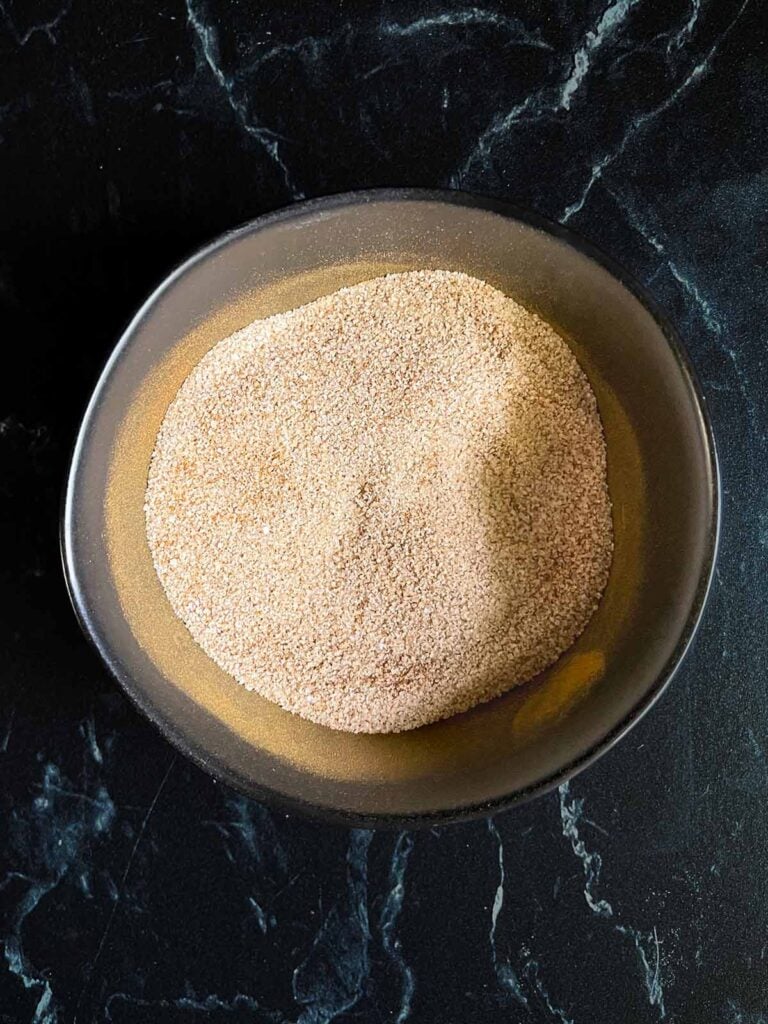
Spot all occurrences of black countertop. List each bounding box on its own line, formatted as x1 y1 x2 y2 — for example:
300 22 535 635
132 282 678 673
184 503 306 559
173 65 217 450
1 2 767 1021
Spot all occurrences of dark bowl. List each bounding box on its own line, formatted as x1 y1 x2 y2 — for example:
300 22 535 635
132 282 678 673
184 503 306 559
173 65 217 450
62 189 719 827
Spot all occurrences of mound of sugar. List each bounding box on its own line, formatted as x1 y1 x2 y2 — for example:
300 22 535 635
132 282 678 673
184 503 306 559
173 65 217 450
145 270 613 733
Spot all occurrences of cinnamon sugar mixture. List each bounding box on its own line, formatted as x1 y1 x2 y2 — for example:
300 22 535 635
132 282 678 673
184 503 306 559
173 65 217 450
144 271 612 733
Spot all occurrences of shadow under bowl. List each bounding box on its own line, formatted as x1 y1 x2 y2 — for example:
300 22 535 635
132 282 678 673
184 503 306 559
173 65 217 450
62 189 719 827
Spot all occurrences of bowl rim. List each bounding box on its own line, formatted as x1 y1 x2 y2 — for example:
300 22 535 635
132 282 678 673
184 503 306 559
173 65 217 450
61 187 721 829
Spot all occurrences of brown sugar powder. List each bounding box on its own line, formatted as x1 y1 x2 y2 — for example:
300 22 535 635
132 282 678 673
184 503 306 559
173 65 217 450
144 270 613 733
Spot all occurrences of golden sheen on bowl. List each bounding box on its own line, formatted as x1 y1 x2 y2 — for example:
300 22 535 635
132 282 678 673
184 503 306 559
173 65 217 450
62 190 719 826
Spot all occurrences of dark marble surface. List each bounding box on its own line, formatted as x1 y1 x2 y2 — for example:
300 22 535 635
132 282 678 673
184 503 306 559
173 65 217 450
1 0 766 1021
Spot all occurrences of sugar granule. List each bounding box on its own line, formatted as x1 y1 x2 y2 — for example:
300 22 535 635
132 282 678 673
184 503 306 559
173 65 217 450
144 270 613 733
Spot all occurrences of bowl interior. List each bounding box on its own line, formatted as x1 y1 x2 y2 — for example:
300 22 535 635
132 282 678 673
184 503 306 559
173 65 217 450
63 192 717 824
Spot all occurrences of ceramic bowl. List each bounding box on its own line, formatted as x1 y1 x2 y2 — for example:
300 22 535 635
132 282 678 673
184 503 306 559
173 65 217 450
62 190 719 826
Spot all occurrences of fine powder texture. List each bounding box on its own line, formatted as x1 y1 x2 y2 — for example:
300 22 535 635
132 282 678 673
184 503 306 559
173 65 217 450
145 271 613 734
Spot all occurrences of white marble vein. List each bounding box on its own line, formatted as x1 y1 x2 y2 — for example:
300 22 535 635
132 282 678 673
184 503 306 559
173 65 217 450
558 781 613 917
1 706 15 754
560 151 613 222
382 7 549 49
292 830 373 1023
0 415 48 445
6 763 116 1024
602 187 762 443
184 0 302 197
106 79 177 103
104 990 283 1021
4 881 57 1024
236 9 549 101
249 896 269 934
724 998 768 1023
487 819 528 1006
229 797 289 873
238 33 335 79
454 0 638 182
667 0 702 53
0 0 72 46
561 0 753 223
558 783 667 1018
452 94 537 184
380 833 416 1024
72 758 174 1023
616 924 666 1018
559 0 640 111
525 961 575 1024
83 714 103 765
